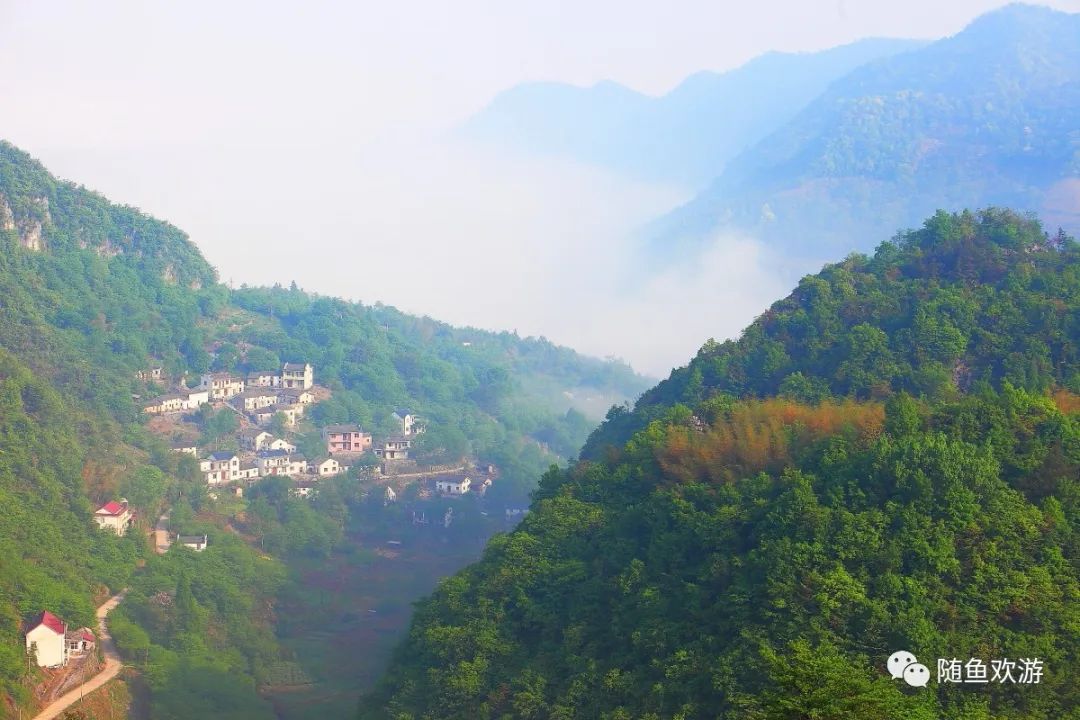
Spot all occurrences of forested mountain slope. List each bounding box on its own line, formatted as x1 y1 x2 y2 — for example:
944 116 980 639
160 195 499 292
0 139 647 718
359 209 1080 720
650 3 1080 259
591 208 1080 455
464 38 922 187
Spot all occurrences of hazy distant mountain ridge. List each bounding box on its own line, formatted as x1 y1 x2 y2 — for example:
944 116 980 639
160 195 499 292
464 38 924 186
651 3 1080 257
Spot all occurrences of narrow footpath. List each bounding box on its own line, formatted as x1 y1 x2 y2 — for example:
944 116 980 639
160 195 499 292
31 591 126 720
154 512 172 554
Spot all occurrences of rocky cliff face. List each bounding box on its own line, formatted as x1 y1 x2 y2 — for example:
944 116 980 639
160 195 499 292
0 192 47 251
0 194 13 232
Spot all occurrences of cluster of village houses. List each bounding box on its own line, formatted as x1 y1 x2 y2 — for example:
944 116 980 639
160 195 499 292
139 361 465 499
142 362 316 427
24 362 502 668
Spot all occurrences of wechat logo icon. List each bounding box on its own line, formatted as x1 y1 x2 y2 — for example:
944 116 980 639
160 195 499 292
888 650 930 688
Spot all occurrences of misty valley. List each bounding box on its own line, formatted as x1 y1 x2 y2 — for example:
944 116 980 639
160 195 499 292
1 2 1079 720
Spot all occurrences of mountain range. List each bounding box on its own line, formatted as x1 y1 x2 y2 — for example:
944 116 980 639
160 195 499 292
467 3 1080 262
464 37 924 188
650 2 1080 259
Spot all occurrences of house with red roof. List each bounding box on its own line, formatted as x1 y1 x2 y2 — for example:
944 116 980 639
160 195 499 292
66 627 95 655
93 499 134 536
25 610 68 667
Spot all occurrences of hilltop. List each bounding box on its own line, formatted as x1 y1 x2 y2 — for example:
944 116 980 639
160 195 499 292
359 209 1080 719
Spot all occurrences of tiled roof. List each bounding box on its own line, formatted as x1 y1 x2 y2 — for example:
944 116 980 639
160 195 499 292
323 423 363 434
31 610 66 635
208 451 237 461
236 388 279 398
282 362 309 371
96 501 127 516
432 473 472 485
257 449 290 458
67 627 95 643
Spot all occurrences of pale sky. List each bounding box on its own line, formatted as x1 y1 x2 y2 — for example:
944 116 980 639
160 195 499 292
1 0 1078 375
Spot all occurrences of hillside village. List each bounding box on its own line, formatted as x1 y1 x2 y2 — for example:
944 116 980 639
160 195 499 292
22 362 498 677
135 361 492 512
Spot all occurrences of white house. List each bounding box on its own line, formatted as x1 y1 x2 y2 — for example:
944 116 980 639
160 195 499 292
232 388 280 412
201 451 241 485
25 611 68 668
253 403 303 427
281 362 314 390
291 479 318 498
143 393 186 415
312 457 344 477
392 410 424 436
435 474 471 495
198 372 245 400
374 436 411 460
178 534 208 552
94 500 135 536
256 449 293 476
240 430 274 451
171 445 198 457
287 455 309 476
183 389 210 409
280 387 315 405
266 437 297 452
238 461 260 480
246 372 280 388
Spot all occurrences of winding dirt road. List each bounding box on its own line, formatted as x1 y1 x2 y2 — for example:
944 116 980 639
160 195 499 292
31 591 126 720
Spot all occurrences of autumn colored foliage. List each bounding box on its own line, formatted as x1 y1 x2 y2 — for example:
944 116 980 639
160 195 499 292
656 399 884 484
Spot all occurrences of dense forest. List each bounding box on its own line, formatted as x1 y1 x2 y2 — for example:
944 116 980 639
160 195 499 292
360 209 1079 719
0 140 647 719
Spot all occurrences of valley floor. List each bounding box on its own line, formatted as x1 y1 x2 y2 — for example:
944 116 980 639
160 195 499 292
265 525 498 719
